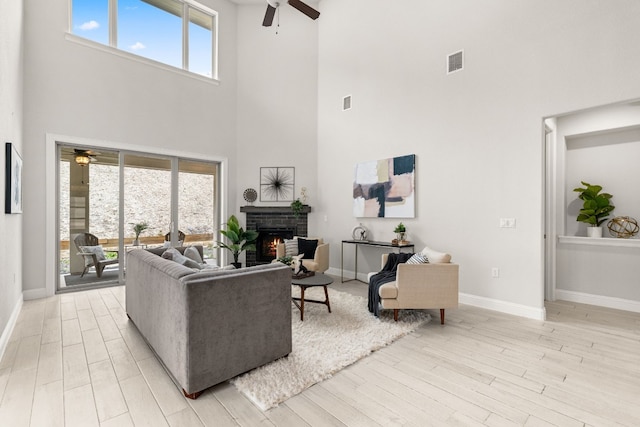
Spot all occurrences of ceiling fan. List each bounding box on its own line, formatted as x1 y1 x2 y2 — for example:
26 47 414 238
74 149 99 166
262 0 320 27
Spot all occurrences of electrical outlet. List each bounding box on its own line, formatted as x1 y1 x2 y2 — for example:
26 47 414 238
491 268 500 278
499 218 516 228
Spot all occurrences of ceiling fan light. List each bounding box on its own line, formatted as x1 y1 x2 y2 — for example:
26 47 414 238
75 155 90 166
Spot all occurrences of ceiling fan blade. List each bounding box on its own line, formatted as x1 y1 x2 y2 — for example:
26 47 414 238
288 0 320 20
262 5 277 27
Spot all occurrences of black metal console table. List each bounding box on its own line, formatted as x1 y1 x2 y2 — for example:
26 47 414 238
341 240 415 283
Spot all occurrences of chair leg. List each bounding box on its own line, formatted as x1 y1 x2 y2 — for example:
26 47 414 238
80 267 88 278
394 309 398 321
440 309 445 325
96 263 104 278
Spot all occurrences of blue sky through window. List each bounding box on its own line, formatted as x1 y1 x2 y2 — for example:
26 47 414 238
71 0 214 77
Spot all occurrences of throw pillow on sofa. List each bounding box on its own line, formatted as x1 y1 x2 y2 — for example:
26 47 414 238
162 248 202 269
184 246 203 264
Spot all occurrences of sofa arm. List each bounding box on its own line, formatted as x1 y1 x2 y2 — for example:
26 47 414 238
276 242 286 259
313 243 329 273
395 263 459 308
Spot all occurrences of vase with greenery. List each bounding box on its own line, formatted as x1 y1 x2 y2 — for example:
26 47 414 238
131 221 149 246
394 222 406 242
216 215 258 268
573 181 615 237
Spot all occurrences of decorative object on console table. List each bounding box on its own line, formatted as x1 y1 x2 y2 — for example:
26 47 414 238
260 167 295 202
5 142 23 214
216 214 258 268
353 154 415 218
393 222 407 245
243 188 258 205
607 216 639 238
351 223 368 241
573 181 615 238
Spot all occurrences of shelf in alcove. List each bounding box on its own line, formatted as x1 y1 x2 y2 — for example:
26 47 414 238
558 235 640 248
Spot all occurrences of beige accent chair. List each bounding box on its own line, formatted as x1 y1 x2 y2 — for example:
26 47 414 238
276 236 329 273
377 252 458 324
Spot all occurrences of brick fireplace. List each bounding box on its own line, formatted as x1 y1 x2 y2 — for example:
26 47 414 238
240 205 311 266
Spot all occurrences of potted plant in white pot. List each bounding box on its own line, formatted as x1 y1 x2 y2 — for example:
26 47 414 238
131 221 149 246
573 181 615 237
216 215 258 268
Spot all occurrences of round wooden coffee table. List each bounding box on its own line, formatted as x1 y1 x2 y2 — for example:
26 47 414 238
291 274 334 321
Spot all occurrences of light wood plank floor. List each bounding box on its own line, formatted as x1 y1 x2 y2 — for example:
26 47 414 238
1 280 639 426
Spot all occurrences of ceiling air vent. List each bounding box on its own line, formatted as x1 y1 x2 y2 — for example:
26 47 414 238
343 95 352 111
447 50 464 74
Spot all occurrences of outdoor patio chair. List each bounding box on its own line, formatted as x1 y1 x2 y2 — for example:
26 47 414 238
73 232 119 278
164 230 186 243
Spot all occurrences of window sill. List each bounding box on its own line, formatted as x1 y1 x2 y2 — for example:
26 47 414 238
65 33 220 85
558 235 640 248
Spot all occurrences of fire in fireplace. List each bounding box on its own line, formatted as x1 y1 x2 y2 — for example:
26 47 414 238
256 228 295 263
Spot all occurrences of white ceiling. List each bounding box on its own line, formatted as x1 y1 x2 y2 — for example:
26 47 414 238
229 0 264 4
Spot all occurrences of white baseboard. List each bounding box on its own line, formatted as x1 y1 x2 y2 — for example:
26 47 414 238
459 293 546 321
0 294 23 364
23 288 48 301
555 289 640 313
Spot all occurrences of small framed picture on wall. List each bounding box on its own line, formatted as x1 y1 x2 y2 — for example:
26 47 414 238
5 142 23 214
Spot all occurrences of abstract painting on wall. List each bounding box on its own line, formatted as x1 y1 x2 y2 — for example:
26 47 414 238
353 154 415 218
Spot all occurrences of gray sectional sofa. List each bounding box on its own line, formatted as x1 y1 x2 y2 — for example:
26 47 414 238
126 246 292 398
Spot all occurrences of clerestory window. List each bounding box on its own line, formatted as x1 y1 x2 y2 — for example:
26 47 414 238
71 0 217 79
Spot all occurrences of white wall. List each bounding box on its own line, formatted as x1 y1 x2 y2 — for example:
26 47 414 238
22 0 239 295
316 0 640 318
0 0 24 357
235 4 318 215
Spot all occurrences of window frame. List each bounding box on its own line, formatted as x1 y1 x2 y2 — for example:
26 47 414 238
68 0 218 81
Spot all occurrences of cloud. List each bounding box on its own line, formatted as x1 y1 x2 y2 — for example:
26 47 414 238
79 20 100 31
130 42 146 51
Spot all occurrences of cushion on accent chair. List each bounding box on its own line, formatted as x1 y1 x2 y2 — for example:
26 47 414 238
420 246 451 263
406 253 429 264
79 245 107 267
284 239 299 257
297 238 318 259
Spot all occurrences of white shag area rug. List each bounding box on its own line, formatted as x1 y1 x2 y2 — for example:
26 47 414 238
230 287 430 411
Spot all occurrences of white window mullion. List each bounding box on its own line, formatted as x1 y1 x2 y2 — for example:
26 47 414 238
183 4 189 71
109 0 118 47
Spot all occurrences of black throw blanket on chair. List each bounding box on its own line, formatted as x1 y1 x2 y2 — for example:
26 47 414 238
368 252 414 317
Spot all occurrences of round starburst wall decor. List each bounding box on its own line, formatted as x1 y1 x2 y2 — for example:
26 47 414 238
260 167 295 202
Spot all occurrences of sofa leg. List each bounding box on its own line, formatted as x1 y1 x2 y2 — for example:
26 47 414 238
440 309 445 325
394 309 398 321
183 389 203 400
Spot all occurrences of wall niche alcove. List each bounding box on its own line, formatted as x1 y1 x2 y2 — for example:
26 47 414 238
549 101 640 312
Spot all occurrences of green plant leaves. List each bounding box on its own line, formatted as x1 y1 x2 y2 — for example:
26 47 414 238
573 181 615 226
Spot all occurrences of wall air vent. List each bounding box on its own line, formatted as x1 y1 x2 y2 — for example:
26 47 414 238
343 95 352 111
447 50 464 74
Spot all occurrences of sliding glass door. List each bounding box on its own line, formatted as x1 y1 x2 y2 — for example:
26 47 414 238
57 143 220 292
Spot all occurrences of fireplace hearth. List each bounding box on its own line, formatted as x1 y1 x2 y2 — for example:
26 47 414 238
240 205 311 266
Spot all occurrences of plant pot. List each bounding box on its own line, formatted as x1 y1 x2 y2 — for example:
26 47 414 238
231 262 242 269
587 226 602 238
133 238 140 246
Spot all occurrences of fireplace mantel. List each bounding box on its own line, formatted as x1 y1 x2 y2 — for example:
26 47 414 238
240 205 311 214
